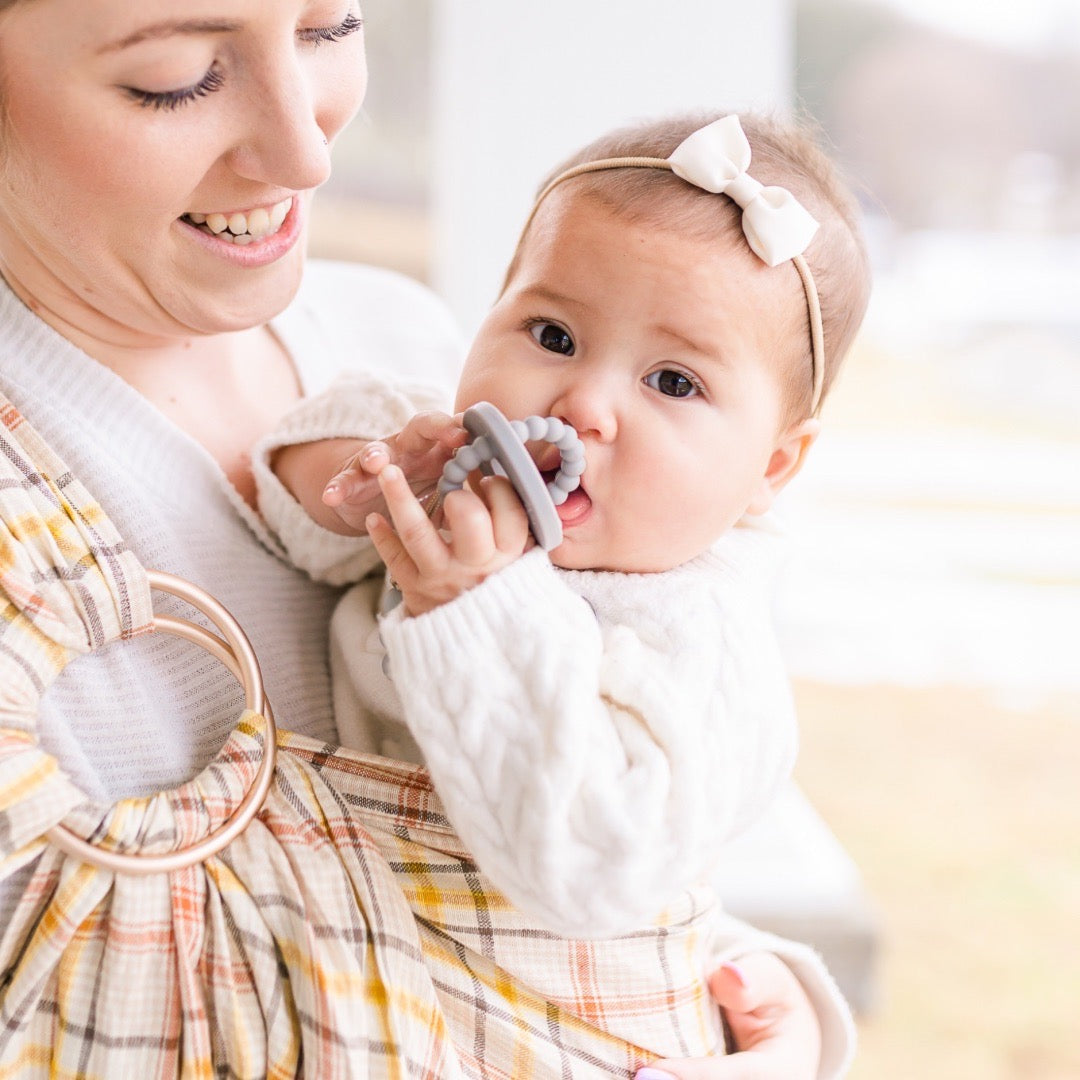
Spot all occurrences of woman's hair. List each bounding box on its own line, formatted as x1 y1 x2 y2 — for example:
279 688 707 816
514 110 872 422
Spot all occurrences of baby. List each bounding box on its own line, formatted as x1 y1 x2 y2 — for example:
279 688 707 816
258 110 870 938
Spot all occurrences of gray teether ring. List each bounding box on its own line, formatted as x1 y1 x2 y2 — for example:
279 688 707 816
437 401 586 551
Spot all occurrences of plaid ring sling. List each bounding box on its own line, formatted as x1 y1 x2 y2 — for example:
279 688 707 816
0 393 722 1078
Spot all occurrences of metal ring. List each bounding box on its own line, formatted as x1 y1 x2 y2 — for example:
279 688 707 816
45 570 277 875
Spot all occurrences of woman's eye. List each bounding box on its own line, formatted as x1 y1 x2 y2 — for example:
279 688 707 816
644 369 701 398
529 322 575 355
123 62 225 111
299 11 364 46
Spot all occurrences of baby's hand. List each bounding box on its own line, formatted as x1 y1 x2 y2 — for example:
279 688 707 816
366 463 532 616
322 411 468 533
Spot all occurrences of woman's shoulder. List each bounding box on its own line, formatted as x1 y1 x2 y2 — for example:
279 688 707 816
275 259 466 396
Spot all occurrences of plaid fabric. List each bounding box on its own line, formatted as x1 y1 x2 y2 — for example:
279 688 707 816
0 395 722 1077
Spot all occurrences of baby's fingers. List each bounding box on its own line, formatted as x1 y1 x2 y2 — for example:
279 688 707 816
478 475 532 553
365 511 412 584
378 465 448 574
440 487 500 567
323 440 393 507
396 411 467 456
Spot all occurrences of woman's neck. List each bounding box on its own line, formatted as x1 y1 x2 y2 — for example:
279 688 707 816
104 328 302 507
3 266 302 505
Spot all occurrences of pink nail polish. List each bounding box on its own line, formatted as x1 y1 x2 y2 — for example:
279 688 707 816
721 961 748 988
635 1069 679 1080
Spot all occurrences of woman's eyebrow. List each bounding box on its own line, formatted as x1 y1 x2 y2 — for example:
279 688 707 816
97 19 240 53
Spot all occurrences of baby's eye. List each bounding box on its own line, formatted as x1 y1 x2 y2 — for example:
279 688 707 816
644 369 701 398
529 322 575 355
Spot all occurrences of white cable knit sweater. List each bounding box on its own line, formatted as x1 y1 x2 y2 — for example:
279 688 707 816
255 378 857 1080
255 375 800 938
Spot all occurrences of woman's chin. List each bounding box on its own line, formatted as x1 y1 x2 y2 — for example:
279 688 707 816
169 269 304 335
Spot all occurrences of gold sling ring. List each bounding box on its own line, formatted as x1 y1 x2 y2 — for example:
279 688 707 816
45 570 277 875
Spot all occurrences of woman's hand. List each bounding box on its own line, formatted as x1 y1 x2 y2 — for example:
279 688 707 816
366 463 532 616
320 410 469 532
635 953 823 1080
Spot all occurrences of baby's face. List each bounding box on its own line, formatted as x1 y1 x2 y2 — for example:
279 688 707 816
455 190 810 573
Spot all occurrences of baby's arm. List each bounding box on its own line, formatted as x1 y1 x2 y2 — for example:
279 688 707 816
378 521 797 937
274 411 467 536
252 372 460 583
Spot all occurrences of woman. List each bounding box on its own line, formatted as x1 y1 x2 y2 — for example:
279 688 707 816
0 2 851 1077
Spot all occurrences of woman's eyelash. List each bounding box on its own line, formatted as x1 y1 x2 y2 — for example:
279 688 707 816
122 13 361 111
123 62 225 111
299 12 363 46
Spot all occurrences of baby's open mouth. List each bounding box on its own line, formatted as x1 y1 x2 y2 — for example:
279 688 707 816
181 197 292 245
532 440 587 507
533 443 567 476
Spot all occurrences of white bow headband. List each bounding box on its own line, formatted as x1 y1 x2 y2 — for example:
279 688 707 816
524 115 826 415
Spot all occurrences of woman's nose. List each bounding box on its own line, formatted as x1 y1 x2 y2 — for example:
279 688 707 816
225 52 363 192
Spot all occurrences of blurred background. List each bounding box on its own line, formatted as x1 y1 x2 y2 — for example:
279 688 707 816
311 2 1080 1076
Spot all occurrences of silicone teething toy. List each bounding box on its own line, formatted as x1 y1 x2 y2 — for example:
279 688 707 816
437 401 585 551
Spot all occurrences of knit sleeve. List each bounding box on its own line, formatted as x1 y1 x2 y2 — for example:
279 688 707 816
378 526 799 938
252 372 450 586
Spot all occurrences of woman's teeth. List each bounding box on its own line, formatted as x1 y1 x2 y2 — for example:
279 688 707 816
184 198 292 244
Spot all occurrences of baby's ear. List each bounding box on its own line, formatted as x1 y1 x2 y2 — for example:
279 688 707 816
745 418 820 516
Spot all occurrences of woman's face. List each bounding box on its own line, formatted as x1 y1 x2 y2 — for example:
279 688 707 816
0 0 366 343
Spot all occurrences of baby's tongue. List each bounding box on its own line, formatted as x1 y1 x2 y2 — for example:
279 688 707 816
556 486 591 525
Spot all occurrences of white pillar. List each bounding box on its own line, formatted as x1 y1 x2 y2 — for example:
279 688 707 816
430 1 795 336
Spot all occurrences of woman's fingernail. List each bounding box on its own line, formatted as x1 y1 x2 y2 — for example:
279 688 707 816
635 1069 679 1080
721 961 748 988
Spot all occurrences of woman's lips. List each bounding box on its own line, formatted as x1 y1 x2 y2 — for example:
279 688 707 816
177 197 303 268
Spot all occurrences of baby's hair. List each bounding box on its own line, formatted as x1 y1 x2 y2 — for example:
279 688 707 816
510 110 871 423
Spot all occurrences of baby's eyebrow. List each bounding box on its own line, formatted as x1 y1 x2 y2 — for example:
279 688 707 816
516 284 588 311
653 322 718 359
98 19 240 53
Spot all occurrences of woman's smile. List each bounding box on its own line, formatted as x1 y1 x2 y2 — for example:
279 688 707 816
0 0 366 337
181 197 294 244
177 195 303 267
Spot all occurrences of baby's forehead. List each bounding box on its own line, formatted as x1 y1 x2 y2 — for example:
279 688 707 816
513 186 789 305
510 184 747 278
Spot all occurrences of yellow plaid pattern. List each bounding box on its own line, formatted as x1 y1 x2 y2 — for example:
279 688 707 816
0 395 722 1077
